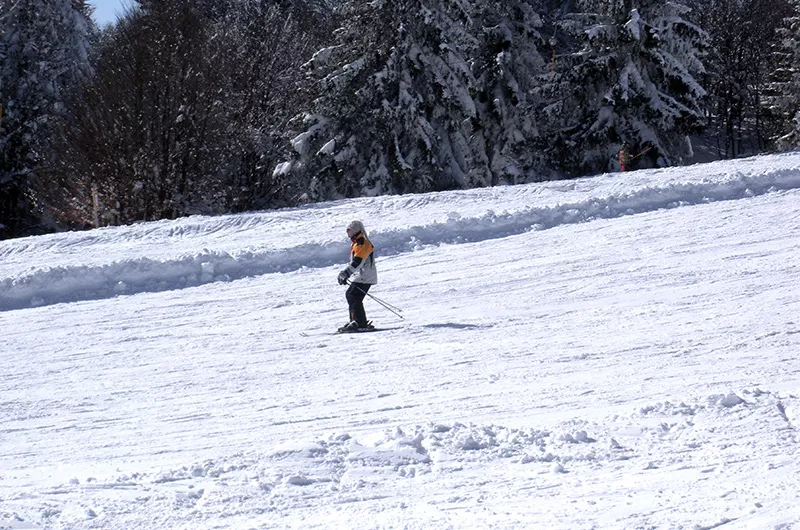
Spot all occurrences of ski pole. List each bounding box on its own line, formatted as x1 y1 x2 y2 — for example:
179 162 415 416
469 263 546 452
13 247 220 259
359 287 404 319
345 280 403 312
360 288 403 313
631 146 653 160
348 281 404 319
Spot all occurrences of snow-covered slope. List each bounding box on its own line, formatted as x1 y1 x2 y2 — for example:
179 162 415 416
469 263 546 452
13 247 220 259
1 153 800 529
2 153 799 312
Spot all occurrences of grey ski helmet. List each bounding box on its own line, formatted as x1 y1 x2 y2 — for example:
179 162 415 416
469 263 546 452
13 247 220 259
347 220 365 235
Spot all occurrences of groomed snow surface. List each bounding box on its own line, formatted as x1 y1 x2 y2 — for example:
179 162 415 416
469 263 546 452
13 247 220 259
2 153 800 529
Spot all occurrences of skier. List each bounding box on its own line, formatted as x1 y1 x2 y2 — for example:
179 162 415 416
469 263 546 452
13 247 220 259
619 142 632 172
337 220 377 332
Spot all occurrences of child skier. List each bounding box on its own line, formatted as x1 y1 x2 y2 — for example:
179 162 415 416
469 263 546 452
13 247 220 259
337 220 377 332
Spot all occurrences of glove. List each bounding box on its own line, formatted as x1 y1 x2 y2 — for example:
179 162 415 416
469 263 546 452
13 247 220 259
337 269 351 285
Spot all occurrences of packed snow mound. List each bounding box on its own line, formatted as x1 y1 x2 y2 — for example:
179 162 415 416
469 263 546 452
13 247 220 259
1 153 800 311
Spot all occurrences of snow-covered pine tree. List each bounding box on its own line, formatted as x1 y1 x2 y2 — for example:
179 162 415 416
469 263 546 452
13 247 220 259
282 0 490 201
0 0 93 237
471 0 550 184
547 0 707 174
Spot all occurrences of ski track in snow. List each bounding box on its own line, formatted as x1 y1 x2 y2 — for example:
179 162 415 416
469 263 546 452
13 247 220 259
1 153 800 311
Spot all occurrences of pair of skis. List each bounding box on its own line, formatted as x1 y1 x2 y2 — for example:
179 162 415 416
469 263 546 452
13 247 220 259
299 323 399 338
335 321 402 334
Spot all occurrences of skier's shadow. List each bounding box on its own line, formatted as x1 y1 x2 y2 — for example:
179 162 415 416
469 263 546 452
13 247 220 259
421 323 484 330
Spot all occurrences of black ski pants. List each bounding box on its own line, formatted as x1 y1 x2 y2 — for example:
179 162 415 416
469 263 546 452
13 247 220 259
346 282 371 326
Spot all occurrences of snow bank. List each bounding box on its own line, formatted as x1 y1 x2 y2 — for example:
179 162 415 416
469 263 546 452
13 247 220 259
2 155 800 311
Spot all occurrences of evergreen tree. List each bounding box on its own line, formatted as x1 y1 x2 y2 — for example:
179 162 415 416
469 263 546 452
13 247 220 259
547 0 707 174
0 0 93 238
284 0 491 201
283 0 554 200
472 0 550 184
